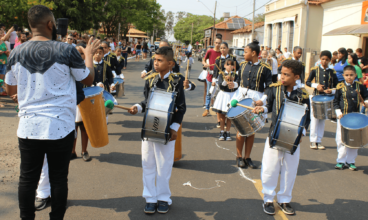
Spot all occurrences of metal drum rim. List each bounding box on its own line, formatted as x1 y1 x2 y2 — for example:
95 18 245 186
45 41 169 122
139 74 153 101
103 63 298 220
83 87 104 98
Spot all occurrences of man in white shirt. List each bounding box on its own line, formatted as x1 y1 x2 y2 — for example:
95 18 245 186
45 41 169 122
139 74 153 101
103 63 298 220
284 47 291 59
109 38 115 51
5 5 99 219
65 34 76 47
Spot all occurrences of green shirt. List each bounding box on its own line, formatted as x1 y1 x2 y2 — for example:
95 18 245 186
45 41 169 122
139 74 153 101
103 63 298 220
347 62 363 79
0 42 7 65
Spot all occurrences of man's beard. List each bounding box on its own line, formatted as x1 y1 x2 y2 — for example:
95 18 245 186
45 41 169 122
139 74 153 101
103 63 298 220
52 26 57 41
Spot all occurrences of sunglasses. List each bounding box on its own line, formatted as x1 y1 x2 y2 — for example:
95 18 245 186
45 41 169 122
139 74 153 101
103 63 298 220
67 38 73 40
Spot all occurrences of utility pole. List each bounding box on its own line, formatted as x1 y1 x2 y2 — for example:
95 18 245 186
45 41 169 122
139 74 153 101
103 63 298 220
191 23 193 45
251 0 255 41
118 23 121 42
212 1 217 46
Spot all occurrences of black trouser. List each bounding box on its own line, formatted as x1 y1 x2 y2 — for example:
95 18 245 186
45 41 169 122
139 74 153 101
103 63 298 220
272 74 278 83
18 131 74 220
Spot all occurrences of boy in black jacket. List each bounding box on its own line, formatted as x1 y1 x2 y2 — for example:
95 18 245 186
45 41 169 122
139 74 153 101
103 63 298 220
129 47 186 214
253 60 310 216
334 65 368 170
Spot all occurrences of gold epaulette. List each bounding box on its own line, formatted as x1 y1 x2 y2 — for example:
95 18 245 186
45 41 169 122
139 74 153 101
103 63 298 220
356 81 362 85
269 81 282 87
332 70 336 74
285 57 292 61
310 66 318 71
240 61 248 66
145 72 159 80
172 72 183 78
336 82 345 90
301 88 309 99
152 55 155 59
109 52 116 57
302 62 305 66
216 56 220 60
260 62 271 70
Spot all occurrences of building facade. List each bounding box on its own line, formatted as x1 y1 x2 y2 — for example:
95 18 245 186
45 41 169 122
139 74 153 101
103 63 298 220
231 22 265 48
263 0 326 54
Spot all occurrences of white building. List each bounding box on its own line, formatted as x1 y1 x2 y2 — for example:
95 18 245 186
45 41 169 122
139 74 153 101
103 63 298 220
321 0 368 54
231 22 265 48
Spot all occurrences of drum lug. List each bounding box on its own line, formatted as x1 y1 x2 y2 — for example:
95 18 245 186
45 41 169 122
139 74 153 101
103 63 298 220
90 99 95 104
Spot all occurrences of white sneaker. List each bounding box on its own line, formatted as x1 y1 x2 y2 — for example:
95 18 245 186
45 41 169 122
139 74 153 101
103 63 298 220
310 142 317 149
317 143 325 150
226 132 232 141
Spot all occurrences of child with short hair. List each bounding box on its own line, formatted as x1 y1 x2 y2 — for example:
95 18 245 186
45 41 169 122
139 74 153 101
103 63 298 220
306 50 338 150
115 47 125 75
128 46 186 214
334 65 368 170
253 60 310 216
212 58 238 141
183 52 194 77
278 46 305 88
93 47 115 92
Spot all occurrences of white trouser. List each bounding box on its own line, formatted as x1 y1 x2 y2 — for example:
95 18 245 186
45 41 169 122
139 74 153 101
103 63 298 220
336 119 358 164
142 140 175 205
309 95 326 143
261 138 300 204
36 154 51 199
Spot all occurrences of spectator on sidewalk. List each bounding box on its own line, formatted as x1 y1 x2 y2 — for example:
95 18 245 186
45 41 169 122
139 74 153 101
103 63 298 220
66 34 76 47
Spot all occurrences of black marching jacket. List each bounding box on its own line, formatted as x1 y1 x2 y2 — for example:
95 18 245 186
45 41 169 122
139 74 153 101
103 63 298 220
213 55 240 79
140 72 186 125
93 60 114 92
306 66 338 95
333 81 368 114
237 61 273 92
218 71 239 93
265 81 311 143
104 52 121 75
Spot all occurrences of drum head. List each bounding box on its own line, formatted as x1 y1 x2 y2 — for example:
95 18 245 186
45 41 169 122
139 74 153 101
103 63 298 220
114 78 124 84
227 98 253 118
341 113 368 129
83 87 103 98
103 91 114 102
312 95 334 102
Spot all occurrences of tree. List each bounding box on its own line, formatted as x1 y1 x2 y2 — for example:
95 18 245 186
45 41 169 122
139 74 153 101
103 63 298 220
175 11 187 22
173 13 214 45
251 13 265 23
0 0 54 29
165 11 174 39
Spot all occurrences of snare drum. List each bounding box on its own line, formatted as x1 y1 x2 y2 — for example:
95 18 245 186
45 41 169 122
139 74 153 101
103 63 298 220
340 113 368 148
79 87 109 148
226 98 265 137
113 78 124 98
142 87 177 145
270 99 308 155
311 95 336 119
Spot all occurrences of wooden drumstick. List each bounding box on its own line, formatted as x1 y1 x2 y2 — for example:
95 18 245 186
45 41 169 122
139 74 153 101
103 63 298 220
230 100 255 110
114 105 131 111
185 55 190 80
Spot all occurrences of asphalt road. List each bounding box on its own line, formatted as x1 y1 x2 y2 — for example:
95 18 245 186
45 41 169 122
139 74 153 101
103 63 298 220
1 58 368 220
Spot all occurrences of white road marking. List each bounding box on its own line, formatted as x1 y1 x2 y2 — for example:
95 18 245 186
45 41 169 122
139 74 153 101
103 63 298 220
183 180 226 190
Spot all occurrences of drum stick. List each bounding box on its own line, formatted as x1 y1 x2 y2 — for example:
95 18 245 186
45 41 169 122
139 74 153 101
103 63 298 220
185 56 190 80
236 103 255 111
114 105 131 111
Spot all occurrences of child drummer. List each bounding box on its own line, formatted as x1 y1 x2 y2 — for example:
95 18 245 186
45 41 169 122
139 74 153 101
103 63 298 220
306 51 338 150
333 66 368 170
128 47 186 214
93 47 115 92
253 60 310 216
212 58 238 141
232 39 272 168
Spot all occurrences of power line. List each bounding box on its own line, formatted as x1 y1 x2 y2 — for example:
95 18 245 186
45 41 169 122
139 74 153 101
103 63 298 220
241 0 273 18
217 0 251 8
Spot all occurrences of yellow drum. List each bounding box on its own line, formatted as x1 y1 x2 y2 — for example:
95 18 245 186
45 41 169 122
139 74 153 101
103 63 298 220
79 87 109 148
174 124 182 162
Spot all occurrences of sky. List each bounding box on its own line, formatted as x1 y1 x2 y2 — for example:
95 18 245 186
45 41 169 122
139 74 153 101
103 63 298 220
157 0 271 40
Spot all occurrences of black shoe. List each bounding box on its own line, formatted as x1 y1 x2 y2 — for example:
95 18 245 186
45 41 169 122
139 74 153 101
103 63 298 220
265 119 268 123
219 132 225 141
263 202 275 215
226 132 232 141
35 196 50 211
245 158 257 169
81 152 92 161
70 152 77 160
236 157 246 168
144 203 157 214
277 203 295 215
157 201 169 214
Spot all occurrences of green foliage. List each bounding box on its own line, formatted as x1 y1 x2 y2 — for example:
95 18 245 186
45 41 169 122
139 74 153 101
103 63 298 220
173 13 214 44
0 0 54 29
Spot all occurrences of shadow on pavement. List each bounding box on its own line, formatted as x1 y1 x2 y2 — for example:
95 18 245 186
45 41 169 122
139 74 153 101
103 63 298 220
295 198 368 220
95 152 239 174
108 132 141 141
67 197 272 220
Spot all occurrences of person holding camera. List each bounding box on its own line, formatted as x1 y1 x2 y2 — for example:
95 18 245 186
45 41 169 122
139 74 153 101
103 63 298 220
5 5 100 219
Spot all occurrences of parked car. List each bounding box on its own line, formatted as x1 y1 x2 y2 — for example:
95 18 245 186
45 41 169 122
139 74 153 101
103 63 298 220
232 47 245 63
150 44 159 52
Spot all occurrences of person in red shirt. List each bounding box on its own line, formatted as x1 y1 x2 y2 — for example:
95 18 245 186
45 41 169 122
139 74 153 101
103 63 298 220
202 34 222 117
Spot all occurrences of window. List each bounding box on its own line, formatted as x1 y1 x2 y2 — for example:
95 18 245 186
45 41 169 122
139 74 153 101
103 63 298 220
288 21 294 52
